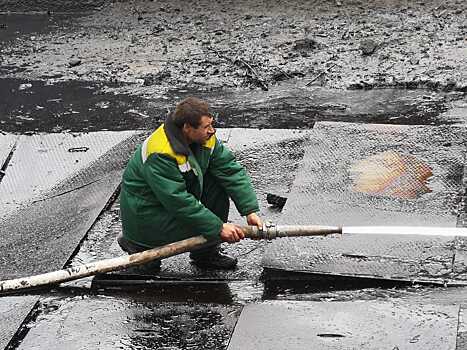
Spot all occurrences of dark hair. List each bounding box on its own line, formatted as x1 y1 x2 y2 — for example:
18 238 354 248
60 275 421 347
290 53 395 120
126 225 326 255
172 97 212 128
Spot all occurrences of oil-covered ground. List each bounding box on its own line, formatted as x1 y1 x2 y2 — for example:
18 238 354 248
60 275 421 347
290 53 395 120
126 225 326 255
1 0 466 93
0 1 467 349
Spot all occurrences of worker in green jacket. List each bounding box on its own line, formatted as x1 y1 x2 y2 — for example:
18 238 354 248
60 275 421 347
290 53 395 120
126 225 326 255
118 97 262 270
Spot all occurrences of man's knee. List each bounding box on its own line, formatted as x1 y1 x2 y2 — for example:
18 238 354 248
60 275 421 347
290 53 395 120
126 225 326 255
202 176 229 222
118 233 150 254
117 233 162 270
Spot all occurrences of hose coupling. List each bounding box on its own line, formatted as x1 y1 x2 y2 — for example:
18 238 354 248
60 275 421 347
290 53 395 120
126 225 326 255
261 221 279 240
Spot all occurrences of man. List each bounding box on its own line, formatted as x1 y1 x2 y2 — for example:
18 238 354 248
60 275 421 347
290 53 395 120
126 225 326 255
118 97 262 270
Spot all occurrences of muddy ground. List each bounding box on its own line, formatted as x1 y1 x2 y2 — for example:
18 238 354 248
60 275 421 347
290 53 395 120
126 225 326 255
1 0 466 99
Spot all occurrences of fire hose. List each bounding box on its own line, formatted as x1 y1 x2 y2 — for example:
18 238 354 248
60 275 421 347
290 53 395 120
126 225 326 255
2 223 467 294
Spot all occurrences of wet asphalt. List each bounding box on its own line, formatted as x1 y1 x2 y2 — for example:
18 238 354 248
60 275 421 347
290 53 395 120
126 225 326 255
1 5 467 350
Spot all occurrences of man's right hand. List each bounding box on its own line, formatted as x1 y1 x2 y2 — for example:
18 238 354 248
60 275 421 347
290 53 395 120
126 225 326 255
220 223 245 243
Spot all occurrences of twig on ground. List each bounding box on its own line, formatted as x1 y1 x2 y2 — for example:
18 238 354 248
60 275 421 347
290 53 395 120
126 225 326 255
306 62 338 86
277 68 293 79
207 46 269 91
236 57 269 91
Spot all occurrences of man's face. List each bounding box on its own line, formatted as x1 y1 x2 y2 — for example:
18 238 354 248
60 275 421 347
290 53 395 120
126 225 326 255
184 115 216 144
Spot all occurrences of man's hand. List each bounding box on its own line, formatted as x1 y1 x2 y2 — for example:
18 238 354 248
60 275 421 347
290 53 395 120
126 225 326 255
220 223 245 243
246 212 262 229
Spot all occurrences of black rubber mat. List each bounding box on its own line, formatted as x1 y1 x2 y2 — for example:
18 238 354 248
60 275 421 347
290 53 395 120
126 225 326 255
263 122 467 285
0 132 140 348
228 299 460 350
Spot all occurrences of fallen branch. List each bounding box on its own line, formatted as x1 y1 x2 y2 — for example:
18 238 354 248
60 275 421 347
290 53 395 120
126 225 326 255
235 57 269 91
278 68 293 79
306 62 338 86
208 46 268 91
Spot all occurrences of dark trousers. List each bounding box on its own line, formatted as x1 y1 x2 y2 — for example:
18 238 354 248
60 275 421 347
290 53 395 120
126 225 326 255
118 173 229 260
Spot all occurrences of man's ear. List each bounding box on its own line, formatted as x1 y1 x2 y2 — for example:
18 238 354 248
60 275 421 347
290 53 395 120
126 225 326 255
182 123 191 132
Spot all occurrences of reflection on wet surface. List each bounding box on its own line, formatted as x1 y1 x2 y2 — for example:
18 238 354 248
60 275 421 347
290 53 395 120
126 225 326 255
0 4 465 349
92 275 235 304
2 77 465 135
262 270 413 300
16 295 240 350
349 151 433 199
0 78 148 133
227 299 459 350
166 84 464 128
0 14 68 44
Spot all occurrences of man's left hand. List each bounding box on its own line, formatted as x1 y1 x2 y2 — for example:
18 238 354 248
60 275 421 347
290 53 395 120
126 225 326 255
246 212 262 229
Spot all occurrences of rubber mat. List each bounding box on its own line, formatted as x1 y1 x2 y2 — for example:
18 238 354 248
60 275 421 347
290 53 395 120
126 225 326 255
0 131 136 218
216 128 310 153
263 122 467 284
0 134 17 166
228 300 459 350
0 132 141 278
0 132 141 348
0 296 37 349
0 134 19 219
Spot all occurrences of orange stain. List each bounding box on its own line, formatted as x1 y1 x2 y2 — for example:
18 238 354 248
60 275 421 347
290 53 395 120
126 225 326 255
349 151 433 199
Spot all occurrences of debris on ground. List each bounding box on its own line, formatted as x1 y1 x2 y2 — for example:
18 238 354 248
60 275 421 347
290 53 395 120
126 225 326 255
266 193 287 210
68 59 82 68
18 83 32 90
359 39 379 56
1 0 465 93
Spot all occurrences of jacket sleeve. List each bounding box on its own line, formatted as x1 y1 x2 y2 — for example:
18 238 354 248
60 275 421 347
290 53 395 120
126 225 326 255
142 153 223 240
208 138 259 216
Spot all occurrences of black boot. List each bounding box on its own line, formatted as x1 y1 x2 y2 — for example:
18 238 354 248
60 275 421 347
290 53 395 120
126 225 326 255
117 233 161 274
190 247 237 270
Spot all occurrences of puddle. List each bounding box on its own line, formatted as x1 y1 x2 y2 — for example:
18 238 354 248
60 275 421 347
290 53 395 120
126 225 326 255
163 84 464 128
0 7 465 350
0 78 150 133
16 295 240 350
91 275 235 304
0 13 72 44
90 277 264 305
1 77 463 135
262 270 425 301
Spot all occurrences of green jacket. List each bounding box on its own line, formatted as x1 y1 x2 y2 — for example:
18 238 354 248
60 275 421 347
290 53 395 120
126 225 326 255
120 116 259 248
